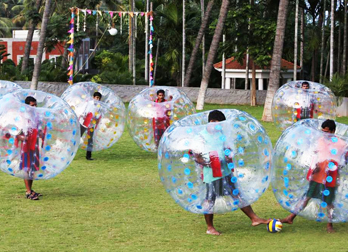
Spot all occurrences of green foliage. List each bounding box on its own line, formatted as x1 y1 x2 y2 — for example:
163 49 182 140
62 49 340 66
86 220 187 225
91 50 133 84
323 73 348 97
38 59 68 82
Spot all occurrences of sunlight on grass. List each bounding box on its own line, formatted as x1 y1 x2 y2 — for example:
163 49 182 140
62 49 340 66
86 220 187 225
0 104 347 251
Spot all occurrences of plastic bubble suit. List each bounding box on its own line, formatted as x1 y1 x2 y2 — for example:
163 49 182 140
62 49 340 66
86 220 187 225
127 86 195 152
0 89 80 180
0 80 22 96
61 82 126 151
158 109 272 214
271 119 348 222
272 80 336 131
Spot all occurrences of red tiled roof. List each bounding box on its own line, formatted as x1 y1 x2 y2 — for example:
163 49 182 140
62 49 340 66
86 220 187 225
214 56 301 70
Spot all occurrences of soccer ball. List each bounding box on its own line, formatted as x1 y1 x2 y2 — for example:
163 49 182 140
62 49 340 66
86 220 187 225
267 219 282 233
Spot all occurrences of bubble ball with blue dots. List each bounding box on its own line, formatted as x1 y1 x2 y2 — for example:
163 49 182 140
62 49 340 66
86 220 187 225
271 119 348 222
0 80 22 96
272 80 336 131
158 109 272 214
127 86 195 152
0 89 80 180
61 82 126 151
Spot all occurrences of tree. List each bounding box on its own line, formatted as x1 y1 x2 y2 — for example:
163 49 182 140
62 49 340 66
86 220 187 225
31 0 52 90
21 0 42 74
196 0 229 110
261 0 289 122
184 0 214 87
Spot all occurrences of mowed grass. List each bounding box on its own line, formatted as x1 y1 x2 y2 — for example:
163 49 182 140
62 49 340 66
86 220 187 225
1 104 348 252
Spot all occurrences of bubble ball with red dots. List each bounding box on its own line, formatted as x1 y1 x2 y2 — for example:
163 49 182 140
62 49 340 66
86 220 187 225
272 80 336 131
61 82 126 151
127 86 195 152
271 119 348 222
158 109 272 214
0 89 80 180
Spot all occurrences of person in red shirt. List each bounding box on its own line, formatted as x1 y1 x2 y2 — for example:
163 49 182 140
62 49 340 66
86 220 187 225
153 90 171 146
16 96 45 200
80 92 102 160
281 119 348 233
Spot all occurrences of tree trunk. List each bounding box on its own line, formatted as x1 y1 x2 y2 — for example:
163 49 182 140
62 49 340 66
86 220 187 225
319 0 326 83
251 60 256 106
196 0 229 110
329 0 334 80
182 0 185 87
261 0 289 122
21 0 42 74
300 8 304 79
30 0 52 90
184 0 214 87
342 0 347 75
294 0 298 80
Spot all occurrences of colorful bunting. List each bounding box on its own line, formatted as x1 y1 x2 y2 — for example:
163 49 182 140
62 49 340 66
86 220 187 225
68 8 154 86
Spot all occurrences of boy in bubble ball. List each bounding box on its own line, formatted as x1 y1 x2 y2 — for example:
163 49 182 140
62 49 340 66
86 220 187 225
295 81 315 121
153 89 171 146
190 110 269 235
15 96 45 200
281 119 348 233
80 92 102 160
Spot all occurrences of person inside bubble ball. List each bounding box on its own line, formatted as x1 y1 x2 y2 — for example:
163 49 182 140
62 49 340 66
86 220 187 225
190 110 269 235
80 92 102 160
153 89 171 146
295 81 315 121
281 119 348 233
16 96 45 200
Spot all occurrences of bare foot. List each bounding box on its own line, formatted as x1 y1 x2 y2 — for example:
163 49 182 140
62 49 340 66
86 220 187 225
251 217 269 226
279 216 293 224
206 227 221 235
327 224 335 233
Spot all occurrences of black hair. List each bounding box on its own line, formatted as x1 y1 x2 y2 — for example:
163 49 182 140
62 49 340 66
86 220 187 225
93 92 102 99
321 119 336 132
208 110 226 122
302 82 310 87
157 89 165 95
25 96 37 105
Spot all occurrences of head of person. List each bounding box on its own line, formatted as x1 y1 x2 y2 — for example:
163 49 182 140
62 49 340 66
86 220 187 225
301 82 310 90
208 110 226 123
321 119 336 133
157 89 165 102
25 96 37 107
93 92 102 101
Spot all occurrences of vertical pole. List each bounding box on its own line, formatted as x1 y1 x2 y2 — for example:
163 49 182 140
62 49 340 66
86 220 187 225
145 0 149 82
182 0 185 87
222 34 226 89
149 3 154 86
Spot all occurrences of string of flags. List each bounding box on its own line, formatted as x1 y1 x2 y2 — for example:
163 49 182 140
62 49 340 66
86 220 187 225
67 7 154 86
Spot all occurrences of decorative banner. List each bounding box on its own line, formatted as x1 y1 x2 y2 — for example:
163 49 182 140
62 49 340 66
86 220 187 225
149 14 154 86
68 8 154 86
67 8 75 85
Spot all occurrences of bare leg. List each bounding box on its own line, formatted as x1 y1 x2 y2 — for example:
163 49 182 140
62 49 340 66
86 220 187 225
24 179 33 193
327 204 335 233
240 205 268 226
281 197 311 224
204 214 220 235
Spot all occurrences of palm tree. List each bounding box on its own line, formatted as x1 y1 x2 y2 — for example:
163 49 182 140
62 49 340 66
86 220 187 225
21 0 42 74
196 0 229 110
184 0 214 87
261 0 289 122
31 0 52 90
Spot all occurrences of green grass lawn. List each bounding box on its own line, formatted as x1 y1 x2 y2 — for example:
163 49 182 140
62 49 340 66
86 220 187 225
1 104 348 252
